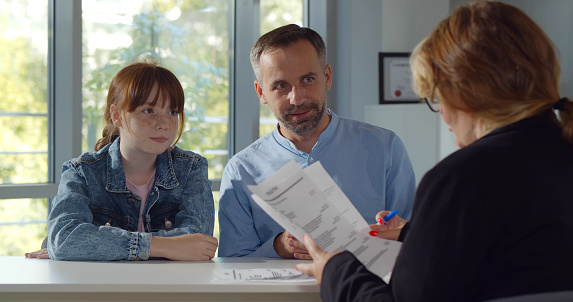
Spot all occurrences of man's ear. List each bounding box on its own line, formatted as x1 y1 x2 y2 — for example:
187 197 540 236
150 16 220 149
254 80 267 105
325 64 333 91
110 104 122 127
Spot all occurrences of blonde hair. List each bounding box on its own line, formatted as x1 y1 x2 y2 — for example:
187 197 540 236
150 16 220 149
411 0 573 144
94 62 185 151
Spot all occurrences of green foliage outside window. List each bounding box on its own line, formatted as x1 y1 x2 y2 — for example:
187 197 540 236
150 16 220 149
258 0 303 137
0 0 49 255
0 199 47 256
82 1 230 180
0 23 48 185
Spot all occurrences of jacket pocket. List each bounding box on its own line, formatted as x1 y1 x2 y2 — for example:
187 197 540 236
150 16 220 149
148 203 179 232
90 207 132 230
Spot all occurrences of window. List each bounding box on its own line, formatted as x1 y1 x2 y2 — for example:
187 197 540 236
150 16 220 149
0 0 50 255
0 0 321 256
0 2 49 185
259 0 304 137
82 1 229 182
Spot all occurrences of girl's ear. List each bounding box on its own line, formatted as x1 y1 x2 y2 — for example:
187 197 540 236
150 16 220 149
110 104 122 128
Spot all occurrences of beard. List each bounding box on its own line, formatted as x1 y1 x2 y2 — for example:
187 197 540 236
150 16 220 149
274 101 326 135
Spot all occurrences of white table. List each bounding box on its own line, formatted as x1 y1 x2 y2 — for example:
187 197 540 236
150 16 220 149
0 256 320 302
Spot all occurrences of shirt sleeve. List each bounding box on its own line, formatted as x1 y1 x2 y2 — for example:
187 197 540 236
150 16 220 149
384 134 416 220
151 156 215 237
217 161 281 257
48 162 151 261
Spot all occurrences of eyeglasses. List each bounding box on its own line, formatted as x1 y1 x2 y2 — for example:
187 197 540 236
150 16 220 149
421 97 440 113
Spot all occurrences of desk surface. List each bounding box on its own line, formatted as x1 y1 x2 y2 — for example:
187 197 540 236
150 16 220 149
0 256 320 302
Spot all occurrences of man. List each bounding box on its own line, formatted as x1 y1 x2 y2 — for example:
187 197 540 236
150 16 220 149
218 24 415 259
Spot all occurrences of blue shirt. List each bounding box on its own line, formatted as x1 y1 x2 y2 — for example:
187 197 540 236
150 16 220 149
218 109 416 257
47 138 215 261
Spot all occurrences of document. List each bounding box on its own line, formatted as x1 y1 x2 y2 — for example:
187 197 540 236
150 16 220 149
247 160 402 283
213 269 315 282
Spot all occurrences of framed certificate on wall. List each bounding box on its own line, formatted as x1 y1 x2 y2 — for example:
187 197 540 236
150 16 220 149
379 52 418 104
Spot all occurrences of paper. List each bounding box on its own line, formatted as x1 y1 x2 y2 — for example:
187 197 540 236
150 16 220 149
213 269 315 282
247 161 402 283
387 57 417 100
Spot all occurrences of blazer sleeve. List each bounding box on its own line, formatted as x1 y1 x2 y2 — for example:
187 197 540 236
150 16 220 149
321 166 486 302
321 251 394 302
390 166 486 301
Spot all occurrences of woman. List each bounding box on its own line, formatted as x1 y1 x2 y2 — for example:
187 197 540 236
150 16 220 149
297 1 573 301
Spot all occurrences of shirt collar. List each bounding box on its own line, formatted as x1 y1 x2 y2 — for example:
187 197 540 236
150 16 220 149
106 138 178 192
271 108 338 154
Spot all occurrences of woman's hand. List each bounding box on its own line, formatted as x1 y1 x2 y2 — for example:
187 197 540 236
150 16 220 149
150 233 218 261
295 235 340 285
369 210 407 241
25 248 50 259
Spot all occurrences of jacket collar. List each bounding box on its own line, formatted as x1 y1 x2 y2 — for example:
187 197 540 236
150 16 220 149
105 138 179 192
483 109 559 139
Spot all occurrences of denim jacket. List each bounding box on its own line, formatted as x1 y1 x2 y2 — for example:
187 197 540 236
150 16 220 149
47 138 214 261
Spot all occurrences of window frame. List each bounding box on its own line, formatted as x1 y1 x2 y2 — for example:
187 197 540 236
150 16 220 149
0 0 81 203
230 0 328 158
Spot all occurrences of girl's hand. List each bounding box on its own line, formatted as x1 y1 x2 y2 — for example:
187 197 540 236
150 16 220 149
150 233 218 261
25 248 50 259
295 235 340 285
368 210 407 241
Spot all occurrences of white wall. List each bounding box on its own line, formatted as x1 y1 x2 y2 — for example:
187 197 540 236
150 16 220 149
328 0 449 121
502 0 573 97
329 0 452 183
381 0 450 53
364 104 441 184
330 0 573 119
327 0 383 121
328 0 573 182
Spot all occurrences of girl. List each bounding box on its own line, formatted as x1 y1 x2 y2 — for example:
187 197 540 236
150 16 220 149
28 62 217 261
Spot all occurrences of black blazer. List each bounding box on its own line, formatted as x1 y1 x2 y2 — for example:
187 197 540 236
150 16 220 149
322 110 573 302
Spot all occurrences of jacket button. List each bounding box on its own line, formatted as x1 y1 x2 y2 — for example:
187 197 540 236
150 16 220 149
165 219 172 229
105 219 111 227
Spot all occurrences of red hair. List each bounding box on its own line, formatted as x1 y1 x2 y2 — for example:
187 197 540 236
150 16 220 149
95 62 185 151
411 1 573 143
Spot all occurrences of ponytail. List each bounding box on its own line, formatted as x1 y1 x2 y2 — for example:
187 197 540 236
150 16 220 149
555 97 573 145
94 124 119 151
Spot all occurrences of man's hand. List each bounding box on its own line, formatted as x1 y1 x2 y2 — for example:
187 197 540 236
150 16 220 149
273 230 312 259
